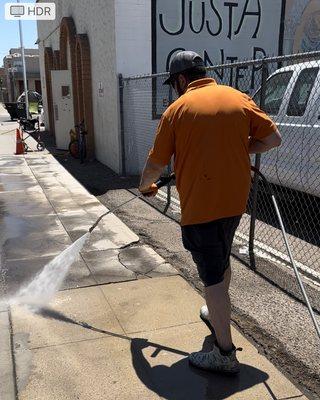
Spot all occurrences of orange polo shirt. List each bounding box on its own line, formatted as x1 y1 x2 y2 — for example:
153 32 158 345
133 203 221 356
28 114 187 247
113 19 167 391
148 78 277 226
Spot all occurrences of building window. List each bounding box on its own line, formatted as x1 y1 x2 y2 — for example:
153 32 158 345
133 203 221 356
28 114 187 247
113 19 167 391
18 80 24 95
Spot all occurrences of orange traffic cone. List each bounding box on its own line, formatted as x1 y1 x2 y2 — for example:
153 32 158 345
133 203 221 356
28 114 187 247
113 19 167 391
15 128 24 155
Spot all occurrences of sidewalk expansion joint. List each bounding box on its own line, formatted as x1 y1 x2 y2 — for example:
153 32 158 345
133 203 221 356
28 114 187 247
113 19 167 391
27 333 130 351
123 320 202 337
59 278 139 292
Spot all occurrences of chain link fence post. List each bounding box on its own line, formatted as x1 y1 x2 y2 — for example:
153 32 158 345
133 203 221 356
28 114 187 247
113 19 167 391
120 52 320 282
118 73 126 176
249 59 269 270
164 84 173 213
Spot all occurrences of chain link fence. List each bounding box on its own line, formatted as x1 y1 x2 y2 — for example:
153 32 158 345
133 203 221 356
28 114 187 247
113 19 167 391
119 51 320 285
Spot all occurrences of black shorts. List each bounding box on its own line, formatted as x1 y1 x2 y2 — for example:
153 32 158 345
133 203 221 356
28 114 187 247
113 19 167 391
181 215 241 287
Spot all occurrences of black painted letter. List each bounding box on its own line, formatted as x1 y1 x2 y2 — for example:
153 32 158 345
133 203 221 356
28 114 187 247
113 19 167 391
234 0 261 38
206 0 223 37
166 48 186 71
224 2 239 40
189 1 205 34
251 47 266 89
226 56 238 86
159 0 185 35
204 49 225 80
235 65 249 93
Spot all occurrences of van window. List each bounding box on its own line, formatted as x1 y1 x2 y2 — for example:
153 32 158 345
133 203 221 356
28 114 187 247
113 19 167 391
253 71 293 115
287 67 319 117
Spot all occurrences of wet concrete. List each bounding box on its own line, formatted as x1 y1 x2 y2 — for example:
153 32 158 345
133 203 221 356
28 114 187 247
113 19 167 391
3 256 95 297
0 311 16 400
0 127 187 399
0 152 179 304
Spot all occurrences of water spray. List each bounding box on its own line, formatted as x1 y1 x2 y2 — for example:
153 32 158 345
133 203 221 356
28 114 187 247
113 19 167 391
7 174 175 309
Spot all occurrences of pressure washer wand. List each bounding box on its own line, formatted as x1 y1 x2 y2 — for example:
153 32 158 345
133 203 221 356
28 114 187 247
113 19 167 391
88 173 175 233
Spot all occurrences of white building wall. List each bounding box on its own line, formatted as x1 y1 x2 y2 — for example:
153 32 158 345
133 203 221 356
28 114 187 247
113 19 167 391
37 0 120 173
115 0 159 175
115 0 151 76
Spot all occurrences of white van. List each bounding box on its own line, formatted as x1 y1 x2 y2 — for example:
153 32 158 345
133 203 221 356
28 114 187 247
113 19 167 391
252 61 320 198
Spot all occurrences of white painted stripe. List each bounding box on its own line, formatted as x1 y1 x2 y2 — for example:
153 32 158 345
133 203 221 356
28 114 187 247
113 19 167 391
276 122 320 128
234 231 320 283
156 190 180 213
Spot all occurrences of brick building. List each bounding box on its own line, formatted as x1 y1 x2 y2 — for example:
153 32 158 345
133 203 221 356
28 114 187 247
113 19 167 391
0 67 8 103
2 48 41 102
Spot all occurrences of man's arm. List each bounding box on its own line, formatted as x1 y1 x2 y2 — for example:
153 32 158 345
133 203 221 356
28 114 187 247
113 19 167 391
139 159 165 195
246 94 281 154
249 129 282 154
139 111 174 196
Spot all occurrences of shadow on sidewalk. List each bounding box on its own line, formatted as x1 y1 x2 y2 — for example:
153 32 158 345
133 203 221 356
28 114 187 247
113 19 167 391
42 133 139 195
130 336 274 400
34 307 277 400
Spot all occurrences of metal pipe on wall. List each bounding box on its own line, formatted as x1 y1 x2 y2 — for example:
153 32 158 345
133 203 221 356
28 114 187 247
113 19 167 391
17 0 29 118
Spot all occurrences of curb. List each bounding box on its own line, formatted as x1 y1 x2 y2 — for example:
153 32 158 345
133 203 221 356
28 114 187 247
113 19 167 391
0 309 16 400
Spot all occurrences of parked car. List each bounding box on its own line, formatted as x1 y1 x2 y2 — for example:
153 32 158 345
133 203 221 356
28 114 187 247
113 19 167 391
3 102 22 120
17 90 42 105
4 91 42 120
252 61 320 198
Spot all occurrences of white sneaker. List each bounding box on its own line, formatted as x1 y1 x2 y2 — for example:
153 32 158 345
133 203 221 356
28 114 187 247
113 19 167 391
200 305 209 320
200 305 216 338
189 343 241 375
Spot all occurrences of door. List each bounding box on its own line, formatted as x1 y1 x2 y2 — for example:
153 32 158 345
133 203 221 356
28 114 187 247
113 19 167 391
51 70 74 150
252 70 293 186
304 73 320 198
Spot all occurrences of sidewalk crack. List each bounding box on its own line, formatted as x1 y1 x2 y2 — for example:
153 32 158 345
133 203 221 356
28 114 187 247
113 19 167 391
117 251 138 278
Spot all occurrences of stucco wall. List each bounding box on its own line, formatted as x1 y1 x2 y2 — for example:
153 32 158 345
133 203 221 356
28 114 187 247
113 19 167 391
37 0 120 172
115 0 160 175
115 0 152 76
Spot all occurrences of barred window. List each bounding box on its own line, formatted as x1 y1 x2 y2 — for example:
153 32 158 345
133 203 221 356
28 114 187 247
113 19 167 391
287 67 319 117
253 71 293 116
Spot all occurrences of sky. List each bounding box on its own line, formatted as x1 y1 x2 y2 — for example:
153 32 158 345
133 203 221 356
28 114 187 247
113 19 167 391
0 0 38 66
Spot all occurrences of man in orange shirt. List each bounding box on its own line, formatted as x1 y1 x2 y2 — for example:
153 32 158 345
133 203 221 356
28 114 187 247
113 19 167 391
139 51 281 374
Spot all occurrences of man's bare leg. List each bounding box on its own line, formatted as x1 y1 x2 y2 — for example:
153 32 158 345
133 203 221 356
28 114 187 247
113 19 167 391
205 267 233 352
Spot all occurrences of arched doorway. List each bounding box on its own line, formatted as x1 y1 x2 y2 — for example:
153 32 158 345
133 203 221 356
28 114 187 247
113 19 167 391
75 34 95 158
44 47 55 136
59 17 78 124
53 50 61 70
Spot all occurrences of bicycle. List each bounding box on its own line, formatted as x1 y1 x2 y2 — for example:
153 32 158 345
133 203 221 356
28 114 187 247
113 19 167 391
68 120 87 163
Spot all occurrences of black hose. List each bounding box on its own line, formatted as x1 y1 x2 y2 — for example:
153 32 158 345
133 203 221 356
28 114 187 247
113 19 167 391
88 173 176 233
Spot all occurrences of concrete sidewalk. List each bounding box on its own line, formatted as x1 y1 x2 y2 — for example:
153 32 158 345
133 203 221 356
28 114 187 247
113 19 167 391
0 134 309 398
